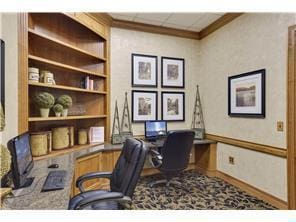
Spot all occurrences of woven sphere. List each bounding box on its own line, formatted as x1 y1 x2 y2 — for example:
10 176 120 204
0 103 5 132
0 144 11 179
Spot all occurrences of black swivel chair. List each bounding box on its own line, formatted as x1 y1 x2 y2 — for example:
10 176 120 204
68 138 148 210
148 130 195 193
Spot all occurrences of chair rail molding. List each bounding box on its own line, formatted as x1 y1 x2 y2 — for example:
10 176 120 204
205 134 287 158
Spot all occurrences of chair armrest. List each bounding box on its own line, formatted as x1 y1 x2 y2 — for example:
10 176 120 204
76 171 112 192
149 149 163 168
69 191 131 210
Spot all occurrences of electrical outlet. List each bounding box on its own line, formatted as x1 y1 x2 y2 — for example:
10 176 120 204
277 121 284 132
229 156 235 165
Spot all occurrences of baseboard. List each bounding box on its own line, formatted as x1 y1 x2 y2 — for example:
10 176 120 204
216 170 288 209
196 166 217 177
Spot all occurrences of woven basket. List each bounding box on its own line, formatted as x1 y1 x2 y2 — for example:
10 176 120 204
30 131 52 157
52 126 74 150
78 129 88 145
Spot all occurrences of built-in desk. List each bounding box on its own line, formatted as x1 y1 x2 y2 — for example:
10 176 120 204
2 139 216 210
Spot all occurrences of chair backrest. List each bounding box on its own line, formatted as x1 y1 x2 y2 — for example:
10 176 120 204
110 138 148 198
159 130 195 173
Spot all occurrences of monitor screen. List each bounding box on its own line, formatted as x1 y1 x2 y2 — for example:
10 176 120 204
145 121 167 139
14 133 33 175
8 132 34 188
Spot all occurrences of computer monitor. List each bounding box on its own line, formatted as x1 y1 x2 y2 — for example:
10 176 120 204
7 132 34 189
145 121 167 141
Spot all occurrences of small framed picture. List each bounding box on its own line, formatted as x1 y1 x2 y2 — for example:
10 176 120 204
228 69 265 118
132 90 158 122
161 92 185 121
132 53 157 87
161 57 185 88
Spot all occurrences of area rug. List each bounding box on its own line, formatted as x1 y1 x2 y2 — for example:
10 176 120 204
132 170 276 210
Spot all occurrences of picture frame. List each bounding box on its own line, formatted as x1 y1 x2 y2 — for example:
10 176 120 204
132 53 157 87
161 91 185 121
228 69 265 118
132 90 158 122
161 56 185 88
0 39 5 131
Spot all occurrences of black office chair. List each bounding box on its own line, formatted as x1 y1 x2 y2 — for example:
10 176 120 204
148 130 195 194
68 138 148 210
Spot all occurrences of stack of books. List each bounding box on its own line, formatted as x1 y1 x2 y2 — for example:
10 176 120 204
81 76 94 90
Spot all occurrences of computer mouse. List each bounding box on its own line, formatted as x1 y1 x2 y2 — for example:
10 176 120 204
48 164 59 169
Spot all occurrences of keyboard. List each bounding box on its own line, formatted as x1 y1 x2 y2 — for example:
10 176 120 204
41 170 67 192
151 139 165 147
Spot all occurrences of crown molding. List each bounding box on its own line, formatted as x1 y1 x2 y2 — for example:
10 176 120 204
92 13 243 40
112 19 200 40
199 13 243 39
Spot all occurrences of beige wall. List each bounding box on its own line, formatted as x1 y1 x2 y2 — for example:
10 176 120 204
0 13 2 145
1 13 18 145
199 13 296 201
110 28 200 135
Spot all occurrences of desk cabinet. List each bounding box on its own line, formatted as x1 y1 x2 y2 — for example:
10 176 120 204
72 150 121 196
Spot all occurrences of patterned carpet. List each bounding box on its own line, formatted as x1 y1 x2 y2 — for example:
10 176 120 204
131 170 276 210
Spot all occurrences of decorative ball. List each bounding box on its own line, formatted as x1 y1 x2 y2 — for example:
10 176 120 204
0 144 11 179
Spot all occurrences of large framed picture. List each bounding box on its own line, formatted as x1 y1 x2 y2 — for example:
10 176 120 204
132 90 158 122
161 57 185 88
228 69 265 118
132 53 157 87
161 92 185 121
0 39 5 131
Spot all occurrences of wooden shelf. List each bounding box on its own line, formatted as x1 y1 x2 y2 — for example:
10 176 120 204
33 142 104 161
28 28 106 62
28 55 106 78
29 115 107 122
29 81 107 95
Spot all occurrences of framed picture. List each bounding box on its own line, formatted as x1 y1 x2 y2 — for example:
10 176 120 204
161 57 185 88
0 39 5 131
132 90 158 122
132 53 157 87
161 92 185 121
228 69 265 118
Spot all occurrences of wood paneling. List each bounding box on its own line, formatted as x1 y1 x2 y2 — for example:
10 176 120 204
112 19 200 40
287 25 296 209
18 13 29 134
199 13 243 39
195 143 217 177
206 134 287 158
216 171 288 209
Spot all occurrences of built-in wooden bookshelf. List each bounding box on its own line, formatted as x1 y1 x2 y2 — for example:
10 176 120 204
18 13 111 160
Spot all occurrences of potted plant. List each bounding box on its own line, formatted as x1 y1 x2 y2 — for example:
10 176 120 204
53 104 63 117
34 92 55 117
56 95 73 117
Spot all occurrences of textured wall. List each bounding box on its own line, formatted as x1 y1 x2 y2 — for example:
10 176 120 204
1 14 18 145
110 28 200 135
199 13 296 201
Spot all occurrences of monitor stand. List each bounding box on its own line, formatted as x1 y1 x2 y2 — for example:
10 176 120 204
13 177 35 190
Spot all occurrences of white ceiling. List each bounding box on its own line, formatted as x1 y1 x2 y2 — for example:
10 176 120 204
109 13 225 32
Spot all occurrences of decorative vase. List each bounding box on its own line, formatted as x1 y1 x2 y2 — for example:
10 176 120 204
40 108 50 118
55 112 61 117
62 109 68 117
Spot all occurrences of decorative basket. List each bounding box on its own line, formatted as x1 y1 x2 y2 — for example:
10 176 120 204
30 131 52 157
52 126 74 150
78 129 88 145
